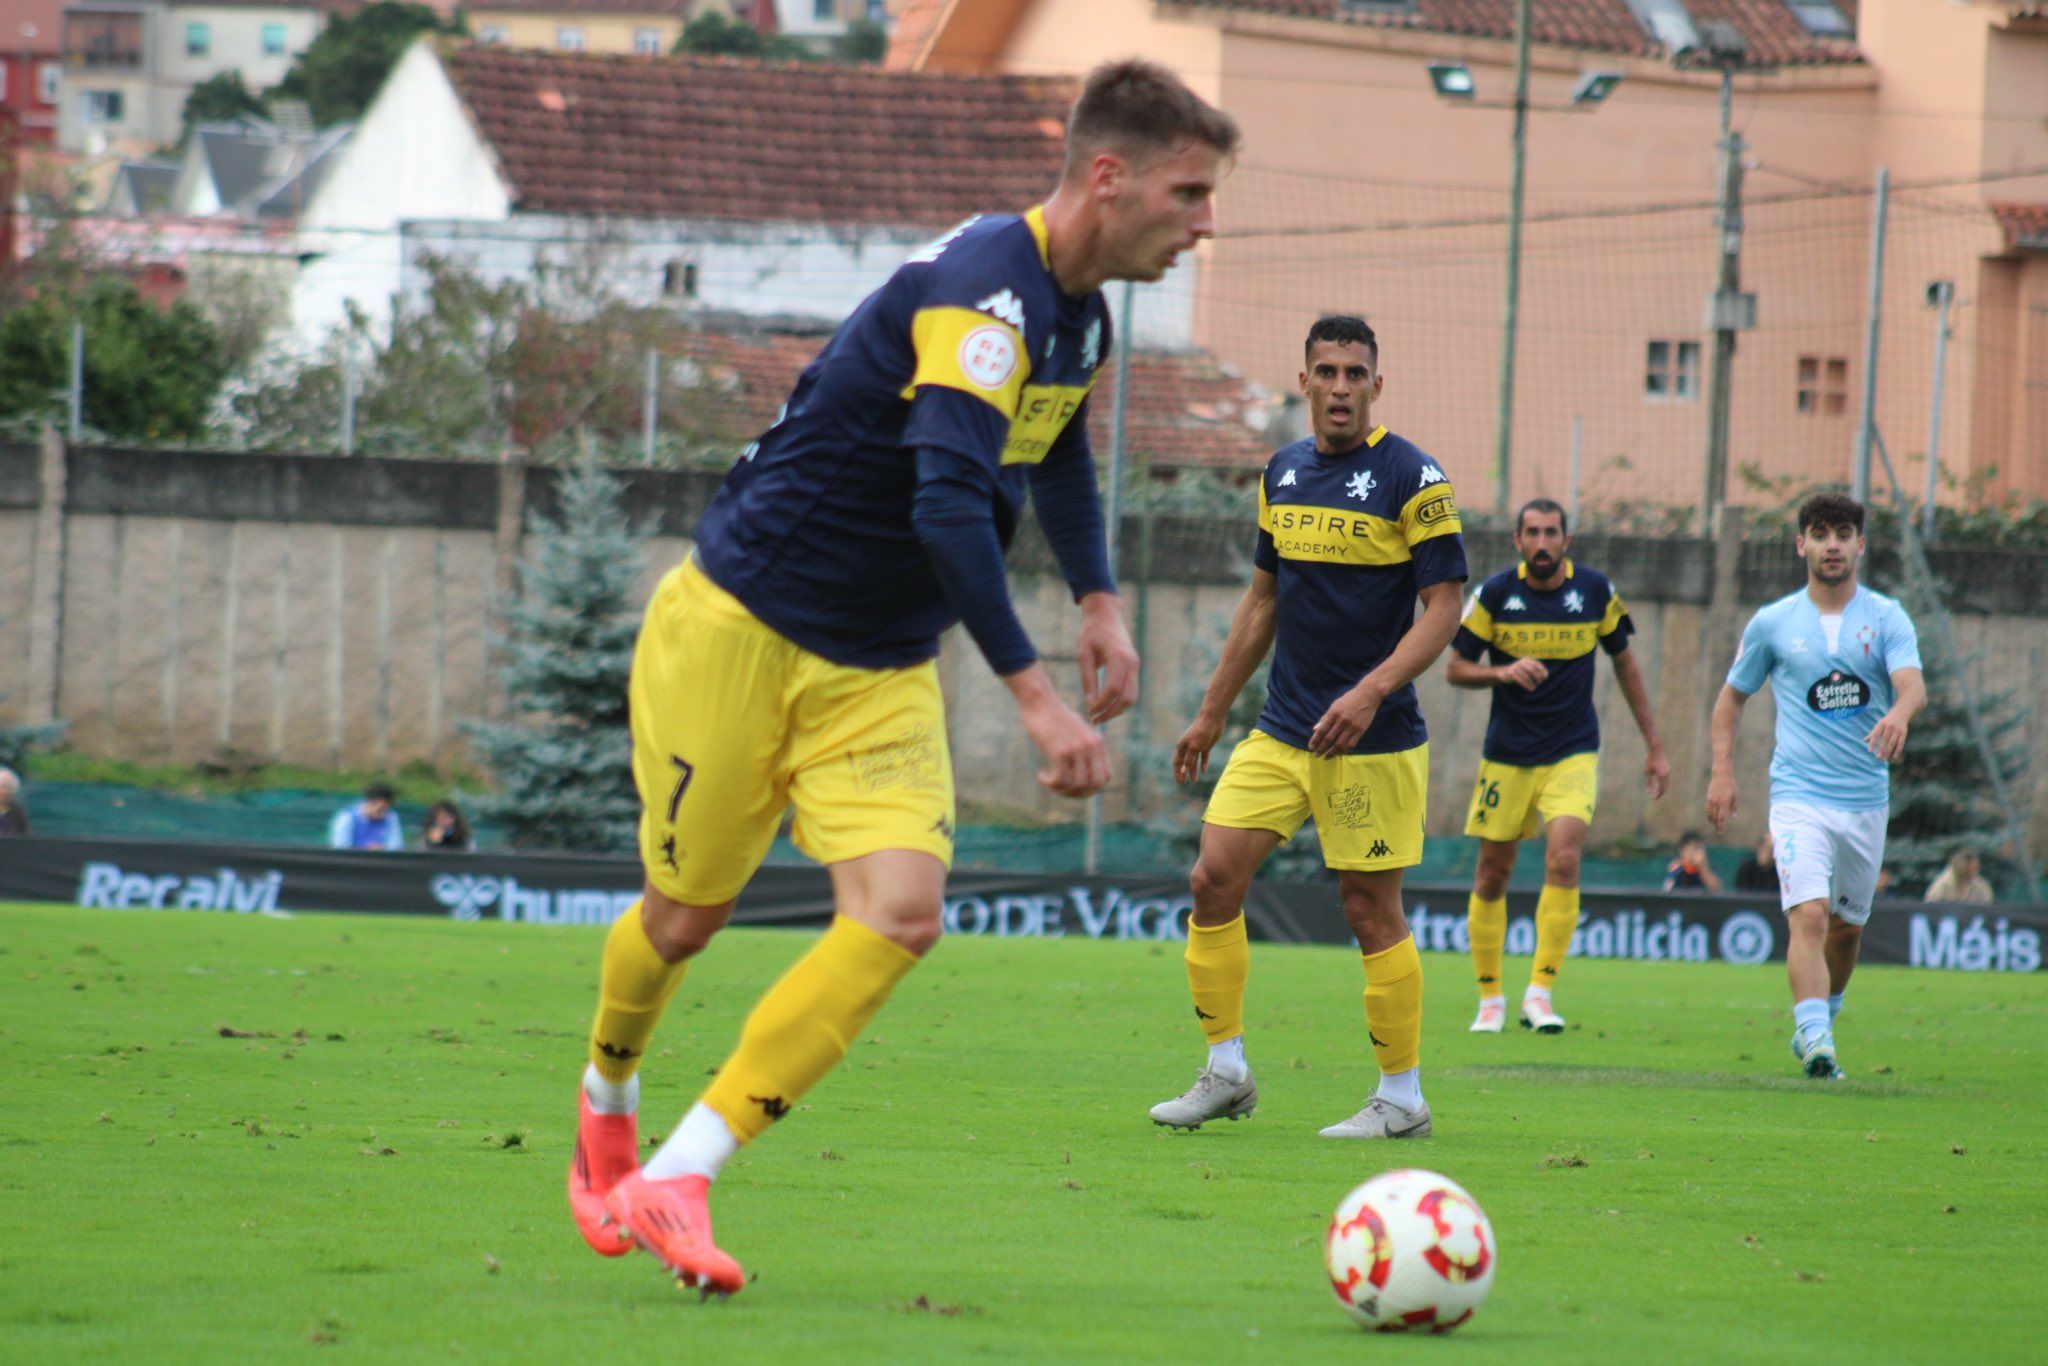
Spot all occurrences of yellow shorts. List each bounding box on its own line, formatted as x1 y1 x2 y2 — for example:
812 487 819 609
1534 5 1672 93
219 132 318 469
1462 752 1598 841
1203 729 1428 871
630 558 955 905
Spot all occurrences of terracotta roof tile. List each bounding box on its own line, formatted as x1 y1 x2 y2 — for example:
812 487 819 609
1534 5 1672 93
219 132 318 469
1181 0 1862 67
1991 202 2048 251
668 320 1276 469
442 44 1075 225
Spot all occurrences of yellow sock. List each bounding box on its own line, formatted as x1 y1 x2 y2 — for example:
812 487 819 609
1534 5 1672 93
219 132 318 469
1467 893 1506 995
1360 935 1423 1074
1184 913 1250 1044
1533 884 1581 988
701 916 918 1144
588 900 689 1084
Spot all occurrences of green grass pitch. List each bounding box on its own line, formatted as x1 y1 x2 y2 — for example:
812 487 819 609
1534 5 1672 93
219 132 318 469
2 901 2044 1360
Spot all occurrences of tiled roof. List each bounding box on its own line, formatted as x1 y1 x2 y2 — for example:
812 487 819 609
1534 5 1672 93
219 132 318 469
669 320 1276 469
1991 202 2048 251
1178 0 1863 67
441 44 1075 225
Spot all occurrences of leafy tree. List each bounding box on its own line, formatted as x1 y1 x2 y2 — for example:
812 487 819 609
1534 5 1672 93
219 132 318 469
462 458 647 852
834 18 887 63
674 11 813 60
180 71 269 145
271 1 458 127
0 276 226 442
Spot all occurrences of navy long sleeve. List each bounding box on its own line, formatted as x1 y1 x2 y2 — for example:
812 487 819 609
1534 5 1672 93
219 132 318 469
911 445 1038 676
1028 416 1117 601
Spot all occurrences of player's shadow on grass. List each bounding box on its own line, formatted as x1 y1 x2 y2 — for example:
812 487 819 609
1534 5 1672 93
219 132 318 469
1445 1062 1930 1097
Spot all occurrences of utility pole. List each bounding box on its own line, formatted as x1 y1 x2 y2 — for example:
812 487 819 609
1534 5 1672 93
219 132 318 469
1921 280 1955 543
1701 69 1750 535
1852 167 1889 504
1493 0 1533 521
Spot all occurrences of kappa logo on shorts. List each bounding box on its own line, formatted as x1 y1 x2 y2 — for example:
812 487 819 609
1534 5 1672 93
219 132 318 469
1366 839 1393 859
1327 784 1374 829
849 725 942 794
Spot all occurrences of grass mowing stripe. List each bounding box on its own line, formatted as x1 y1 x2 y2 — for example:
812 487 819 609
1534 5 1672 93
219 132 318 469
1 902 2042 1360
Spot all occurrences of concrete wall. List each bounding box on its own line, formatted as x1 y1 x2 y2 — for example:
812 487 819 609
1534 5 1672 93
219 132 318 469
3 441 2044 855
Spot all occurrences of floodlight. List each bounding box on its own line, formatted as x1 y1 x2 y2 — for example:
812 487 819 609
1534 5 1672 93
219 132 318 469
1570 71 1622 105
1427 62 1475 99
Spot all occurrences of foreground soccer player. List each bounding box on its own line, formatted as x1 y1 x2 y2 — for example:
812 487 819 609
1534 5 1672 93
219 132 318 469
1447 499 1669 1034
1707 492 1924 1081
568 61 1240 1293
1150 315 1466 1140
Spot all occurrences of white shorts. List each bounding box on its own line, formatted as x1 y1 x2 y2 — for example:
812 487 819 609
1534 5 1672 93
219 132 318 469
1767 800 1888 926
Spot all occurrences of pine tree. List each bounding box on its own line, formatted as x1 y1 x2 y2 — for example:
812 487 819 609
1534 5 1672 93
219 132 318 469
1882 571 2031 896
462 459 646 852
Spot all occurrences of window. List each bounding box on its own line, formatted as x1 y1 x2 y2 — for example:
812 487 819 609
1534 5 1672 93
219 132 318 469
633 26 662 54
184 22 210 57
38 62 60 104
1645 339 1700 401
262 22 287 57
1796 356 1850 415
80 88 124 123
1786 0 1851 36
478 23 509 44
0 67 8 102
662 260 699 298
557 25 586 50
814 0 834 20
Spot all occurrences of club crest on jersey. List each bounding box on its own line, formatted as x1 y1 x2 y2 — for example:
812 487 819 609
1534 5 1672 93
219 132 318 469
1564 589 1585 614
959 326 1020 390
1082 319 1102 371
1278 468 1298 487
1856 622 1875 656
973 289 1027 331
1346 470 1377 502
1418 464 1447 485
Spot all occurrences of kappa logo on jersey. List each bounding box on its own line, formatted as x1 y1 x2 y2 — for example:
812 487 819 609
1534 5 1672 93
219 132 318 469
1082 319 1102 371
1418 464 1447 485
1278 468 1298 487
1564 589 1586 614
974 288 1027 330
1346 470 1377 502
958 326 1020 390
1504 595 1526 612
1808 669 1873 717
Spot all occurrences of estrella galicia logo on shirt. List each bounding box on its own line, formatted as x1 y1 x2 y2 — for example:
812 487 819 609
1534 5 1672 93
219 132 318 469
1807 669 1872 718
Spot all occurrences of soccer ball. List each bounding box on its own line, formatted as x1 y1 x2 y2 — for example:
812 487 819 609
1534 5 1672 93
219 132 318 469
1324 1168 1495 1333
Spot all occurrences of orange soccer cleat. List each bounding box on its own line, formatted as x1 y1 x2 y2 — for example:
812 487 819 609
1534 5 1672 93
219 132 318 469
568 1092 640 1257
602 1170 747 1297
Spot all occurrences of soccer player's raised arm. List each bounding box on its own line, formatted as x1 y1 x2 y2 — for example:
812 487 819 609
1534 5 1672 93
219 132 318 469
1174 567 1278 782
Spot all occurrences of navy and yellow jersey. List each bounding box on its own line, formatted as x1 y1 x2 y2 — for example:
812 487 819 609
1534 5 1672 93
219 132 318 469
1451 560 1634 765
692 207 1114 671
1251 425 1467 754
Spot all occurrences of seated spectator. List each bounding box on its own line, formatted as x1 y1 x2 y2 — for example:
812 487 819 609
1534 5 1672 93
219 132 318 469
422 800 474 852
0 766 28 837
330 783 402 851
1734 832 1777 892
1923 847 1994 904
1664 831 1723 893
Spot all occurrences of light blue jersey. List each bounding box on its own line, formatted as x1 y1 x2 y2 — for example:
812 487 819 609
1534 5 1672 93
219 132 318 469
1726 585 1921 811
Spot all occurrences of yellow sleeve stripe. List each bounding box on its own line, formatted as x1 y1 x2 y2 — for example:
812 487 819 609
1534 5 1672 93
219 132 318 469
1400 482 1461 544
905 306 1030 417
1462 592 1496 642
1599 591 1628 635
1258 477 1272 533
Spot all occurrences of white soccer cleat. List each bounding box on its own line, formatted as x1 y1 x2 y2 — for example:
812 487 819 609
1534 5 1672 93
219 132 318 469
1148 1066 1258 1129
1792 1027 1844 1081
1318 1096 1433 1140
1519 999 1566 1034
1469 999 1506 1033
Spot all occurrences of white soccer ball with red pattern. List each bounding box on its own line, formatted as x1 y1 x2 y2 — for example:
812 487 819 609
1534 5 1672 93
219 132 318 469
1324 1168 1495 1333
